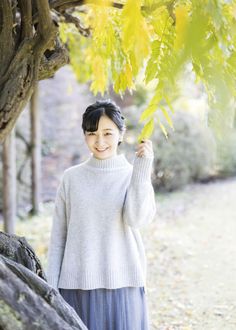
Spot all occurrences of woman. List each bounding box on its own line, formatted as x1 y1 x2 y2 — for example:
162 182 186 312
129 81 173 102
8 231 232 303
46 99 157 330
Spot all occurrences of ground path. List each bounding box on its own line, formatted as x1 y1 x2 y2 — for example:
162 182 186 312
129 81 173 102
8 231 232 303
142 177 236 330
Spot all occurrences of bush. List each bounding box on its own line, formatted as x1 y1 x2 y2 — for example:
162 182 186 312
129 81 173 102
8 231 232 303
151 111 217 191
215 131 236 177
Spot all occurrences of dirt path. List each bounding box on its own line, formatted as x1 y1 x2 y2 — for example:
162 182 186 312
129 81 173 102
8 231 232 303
142 177 236 330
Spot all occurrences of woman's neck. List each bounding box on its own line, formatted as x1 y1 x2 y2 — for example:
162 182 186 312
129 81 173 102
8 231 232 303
84 153 130 170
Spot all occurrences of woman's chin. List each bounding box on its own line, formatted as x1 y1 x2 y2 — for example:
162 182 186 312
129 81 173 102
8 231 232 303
93 148 117 159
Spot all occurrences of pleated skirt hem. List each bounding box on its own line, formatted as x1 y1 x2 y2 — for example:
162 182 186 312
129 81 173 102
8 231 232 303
59 286 150 330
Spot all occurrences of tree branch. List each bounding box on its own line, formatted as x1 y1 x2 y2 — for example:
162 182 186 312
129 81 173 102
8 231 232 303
0 0 13 36
48 0 123 12
34 0 58 65
0 39 35 87
0 0 14 77
48 0 168 12
0 256 87 329
36 0 55 38
49 0 84 11
38 38 70 80
18 0 33 39
62 11 91 37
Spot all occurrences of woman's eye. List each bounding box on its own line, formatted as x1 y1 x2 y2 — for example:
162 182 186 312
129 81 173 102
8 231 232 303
87 132 112 136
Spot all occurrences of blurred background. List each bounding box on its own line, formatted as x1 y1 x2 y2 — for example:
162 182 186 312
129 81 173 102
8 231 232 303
1 1 236 328
0 64 236 329
1 64 236 214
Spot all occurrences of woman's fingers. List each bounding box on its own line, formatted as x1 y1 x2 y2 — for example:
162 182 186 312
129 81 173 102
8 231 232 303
136 139 154 158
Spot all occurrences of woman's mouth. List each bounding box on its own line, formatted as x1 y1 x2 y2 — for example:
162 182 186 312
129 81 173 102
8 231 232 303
96 148 109 152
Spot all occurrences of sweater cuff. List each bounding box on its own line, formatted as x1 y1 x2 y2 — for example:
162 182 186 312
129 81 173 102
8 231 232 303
131 154 154 183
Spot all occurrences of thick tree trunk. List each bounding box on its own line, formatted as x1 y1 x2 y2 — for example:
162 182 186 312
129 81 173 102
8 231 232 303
0 232 88 330
0 0 97 143
0 1 70 143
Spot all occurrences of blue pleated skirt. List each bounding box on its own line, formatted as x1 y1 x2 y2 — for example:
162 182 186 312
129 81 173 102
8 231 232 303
59 287 150 330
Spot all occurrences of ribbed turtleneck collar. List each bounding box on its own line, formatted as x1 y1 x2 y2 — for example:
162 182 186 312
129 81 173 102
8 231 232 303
84 153 130 170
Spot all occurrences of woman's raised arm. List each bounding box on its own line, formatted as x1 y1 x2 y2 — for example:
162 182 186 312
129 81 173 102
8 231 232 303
122 154 157 228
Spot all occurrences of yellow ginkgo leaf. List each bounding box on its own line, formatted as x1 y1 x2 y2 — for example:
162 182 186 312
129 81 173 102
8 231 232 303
158 119 168 139
174 4 191 50
90 55 108 95
139 91 162 122
121 0 150 74
160 106 174 129
139 104 157 123
138 117 154 143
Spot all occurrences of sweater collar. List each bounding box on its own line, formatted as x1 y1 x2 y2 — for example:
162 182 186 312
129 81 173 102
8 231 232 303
84 153 129 170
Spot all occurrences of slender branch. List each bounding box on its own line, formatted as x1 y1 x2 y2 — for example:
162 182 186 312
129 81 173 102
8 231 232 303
33 0 58 61
49 0 84 11
62 12 91 37
48 0 123 12
18 0 33 39
0 0 14 76
36 0 55 39
48 0 171 12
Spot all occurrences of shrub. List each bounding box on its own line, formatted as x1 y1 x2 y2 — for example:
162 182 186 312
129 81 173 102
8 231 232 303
215 131 236 177
151 111 217 191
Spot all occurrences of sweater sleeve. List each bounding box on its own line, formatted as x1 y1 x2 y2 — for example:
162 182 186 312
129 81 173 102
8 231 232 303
46 175 67 290
122 155 157 228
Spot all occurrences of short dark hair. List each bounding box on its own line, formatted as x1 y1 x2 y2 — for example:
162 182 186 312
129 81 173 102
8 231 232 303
82 99 126 146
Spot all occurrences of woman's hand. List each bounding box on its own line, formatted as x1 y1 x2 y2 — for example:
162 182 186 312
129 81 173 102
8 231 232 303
135 139 154 158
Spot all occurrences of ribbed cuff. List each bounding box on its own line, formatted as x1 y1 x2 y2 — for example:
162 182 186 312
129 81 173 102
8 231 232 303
131 154 154 183
58 265 146 290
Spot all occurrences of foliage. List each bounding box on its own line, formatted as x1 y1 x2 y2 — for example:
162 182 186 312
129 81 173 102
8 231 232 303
215 130 236 176
151 111 217 191
59 0 236 139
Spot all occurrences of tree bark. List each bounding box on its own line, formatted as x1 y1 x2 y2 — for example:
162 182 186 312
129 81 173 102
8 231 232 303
0 232 88 330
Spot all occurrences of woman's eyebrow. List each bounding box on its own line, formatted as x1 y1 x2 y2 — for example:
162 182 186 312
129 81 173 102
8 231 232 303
87 128 113 132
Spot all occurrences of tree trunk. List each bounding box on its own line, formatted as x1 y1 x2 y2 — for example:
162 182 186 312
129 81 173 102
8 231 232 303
2 129 16 234
0 0 98 144
0 1 70 144
30 83 41 215
0 231 88 330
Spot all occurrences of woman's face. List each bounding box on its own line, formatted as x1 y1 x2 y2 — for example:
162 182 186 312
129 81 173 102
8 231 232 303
84 115 123 160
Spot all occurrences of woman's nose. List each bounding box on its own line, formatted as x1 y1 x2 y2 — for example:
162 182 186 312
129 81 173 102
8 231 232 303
95 136 105 145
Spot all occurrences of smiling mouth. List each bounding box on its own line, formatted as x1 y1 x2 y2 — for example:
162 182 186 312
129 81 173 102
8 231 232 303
96 148 109 152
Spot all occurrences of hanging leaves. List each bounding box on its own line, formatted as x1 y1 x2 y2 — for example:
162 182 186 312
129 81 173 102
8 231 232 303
121 0 151 76
59 0 236 137
174 4 191 51
138 117 155 143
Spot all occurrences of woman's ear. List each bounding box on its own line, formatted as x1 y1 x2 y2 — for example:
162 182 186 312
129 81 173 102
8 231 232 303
119 131 125 142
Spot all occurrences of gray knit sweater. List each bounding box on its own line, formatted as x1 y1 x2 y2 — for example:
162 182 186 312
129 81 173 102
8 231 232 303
46 152 157 290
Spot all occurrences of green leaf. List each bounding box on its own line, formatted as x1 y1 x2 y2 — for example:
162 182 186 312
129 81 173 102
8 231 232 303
160 106 174 129
138 117 155 143
158 119 168 139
